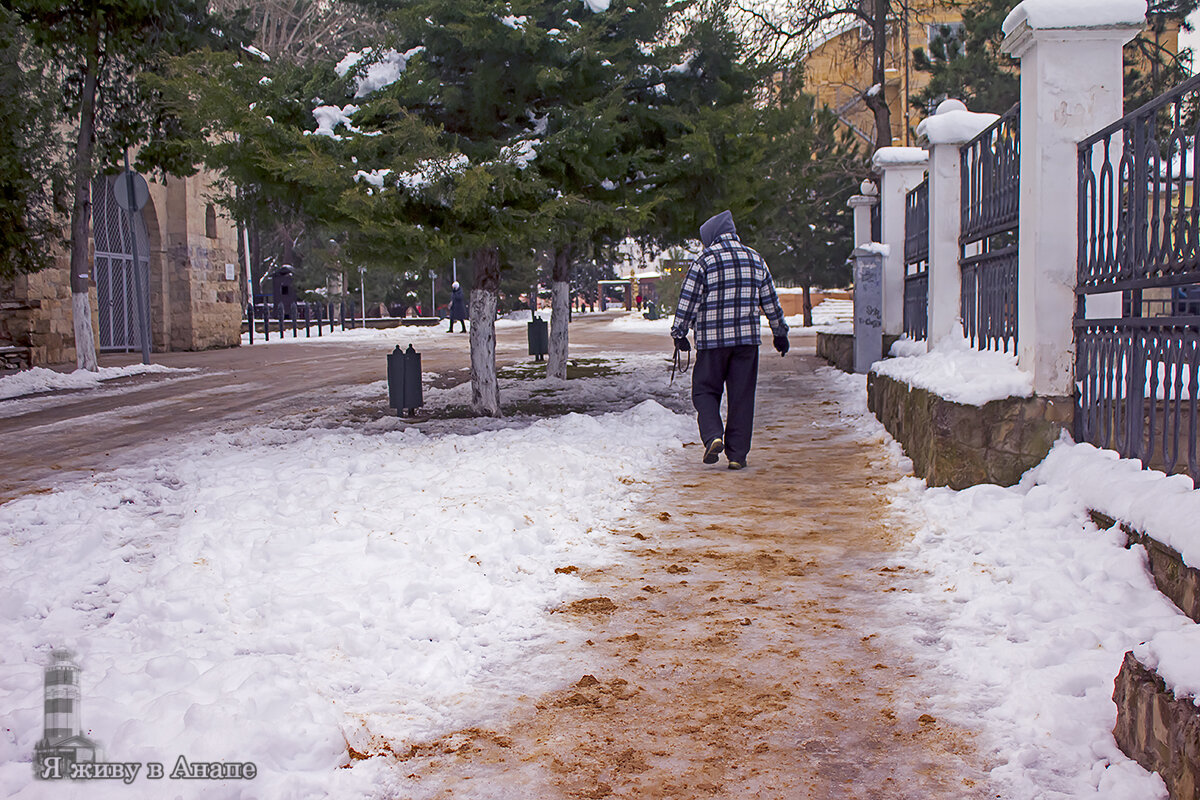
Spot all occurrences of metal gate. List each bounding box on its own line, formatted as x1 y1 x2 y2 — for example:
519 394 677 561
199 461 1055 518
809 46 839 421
1076 74 1200 482
903 177 929 340
91 174 150 351
959 103 1020 352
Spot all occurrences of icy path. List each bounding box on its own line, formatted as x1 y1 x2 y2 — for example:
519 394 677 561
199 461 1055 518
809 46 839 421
377 353 994 799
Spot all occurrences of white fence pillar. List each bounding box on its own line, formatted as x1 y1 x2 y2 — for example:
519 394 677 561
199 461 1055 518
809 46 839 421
848 180 878 248
872 148 928 337
917 100 999 347
1001 4 1142 396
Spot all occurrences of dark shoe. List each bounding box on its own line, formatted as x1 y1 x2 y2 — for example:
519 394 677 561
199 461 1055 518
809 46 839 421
703 437 724 464
727 460 746 470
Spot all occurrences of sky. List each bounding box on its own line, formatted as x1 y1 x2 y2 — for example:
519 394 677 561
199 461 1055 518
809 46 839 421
1181 9 1200 69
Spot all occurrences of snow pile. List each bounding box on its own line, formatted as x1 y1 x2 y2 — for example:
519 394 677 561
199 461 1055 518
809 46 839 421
889 336 928 358
353 168 392 190
886 468 1181 798
856 242 891 256
310 104 359 139
872 146 928 168
397 153 470 192
917 99 998 145
1002 0 1148 34
1034 441 1200 566
337 47 424 98
582 0 612 11
0 399 693 798
241 323 455 347
871 333 1032 405
1134 627 1200 706
0 364 194 401
499 139 539 170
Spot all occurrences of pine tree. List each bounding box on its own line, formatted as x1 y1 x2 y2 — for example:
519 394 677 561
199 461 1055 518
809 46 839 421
911 0 1019 116
0 11 69 280
912 0 1197 121
757 73 864 326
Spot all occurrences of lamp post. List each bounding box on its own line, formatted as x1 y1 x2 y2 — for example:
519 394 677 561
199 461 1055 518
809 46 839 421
428 269 436 317
358 265 367 321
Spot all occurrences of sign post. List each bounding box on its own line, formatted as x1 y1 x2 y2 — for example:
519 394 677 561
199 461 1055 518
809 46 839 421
853 245 886 374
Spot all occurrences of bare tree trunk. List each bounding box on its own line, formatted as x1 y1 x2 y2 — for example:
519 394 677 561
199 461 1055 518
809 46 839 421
802 282 813 328
469 246 501 417
865 0 893 151
547 246 571 380
69 12 102 371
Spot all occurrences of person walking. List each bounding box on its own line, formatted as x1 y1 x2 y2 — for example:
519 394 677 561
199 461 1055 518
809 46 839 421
669 210 789 470
448 281 467 333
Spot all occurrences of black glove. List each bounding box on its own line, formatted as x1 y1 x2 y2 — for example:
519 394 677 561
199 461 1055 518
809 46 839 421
673 336 690 352
773 334 789 356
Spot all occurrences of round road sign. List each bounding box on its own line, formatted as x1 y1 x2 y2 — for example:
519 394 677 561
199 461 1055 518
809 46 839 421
112 170 149 212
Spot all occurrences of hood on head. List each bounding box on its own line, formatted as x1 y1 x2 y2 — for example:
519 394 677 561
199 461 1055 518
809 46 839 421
699 210 736 247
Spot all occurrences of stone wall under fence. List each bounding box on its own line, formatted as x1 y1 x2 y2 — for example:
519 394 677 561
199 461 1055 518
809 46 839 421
1112 651 1200 800
1089 511 1200 800
816 332 900 374
866 371 1072 489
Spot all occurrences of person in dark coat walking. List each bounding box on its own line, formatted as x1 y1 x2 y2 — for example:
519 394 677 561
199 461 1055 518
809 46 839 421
669 210 789 470
448 281 467 332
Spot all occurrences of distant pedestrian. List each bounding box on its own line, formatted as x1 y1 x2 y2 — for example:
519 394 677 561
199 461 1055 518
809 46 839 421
448 281 467 333
669 210 789 470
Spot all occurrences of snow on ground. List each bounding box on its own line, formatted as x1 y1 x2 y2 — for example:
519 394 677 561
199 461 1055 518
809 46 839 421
0 364 195 401
5 327 1198 798
606 296 855 333
240 322 458 347
0 356 693 799
824 366 1189 799
875 333 1032 405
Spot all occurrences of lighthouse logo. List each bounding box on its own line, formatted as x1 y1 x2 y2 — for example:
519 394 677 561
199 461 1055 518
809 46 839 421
32 649 100 779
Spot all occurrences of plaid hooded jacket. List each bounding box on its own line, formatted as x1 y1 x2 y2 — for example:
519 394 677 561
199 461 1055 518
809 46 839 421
670 211 788 349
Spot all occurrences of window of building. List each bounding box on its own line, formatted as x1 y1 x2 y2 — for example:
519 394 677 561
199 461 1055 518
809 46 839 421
205 203 218 239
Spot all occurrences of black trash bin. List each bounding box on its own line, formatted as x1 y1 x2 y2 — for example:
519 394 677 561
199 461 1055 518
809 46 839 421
387 344 423 416
271 266 295 316
527 315 548 362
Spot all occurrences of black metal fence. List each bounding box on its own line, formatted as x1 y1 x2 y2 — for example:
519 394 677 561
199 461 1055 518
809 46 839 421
904 178 929 340
243 301 359 343
959 103 1020 352
1077 73 1200 482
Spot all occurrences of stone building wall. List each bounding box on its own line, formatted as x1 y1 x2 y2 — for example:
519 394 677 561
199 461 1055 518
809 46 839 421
0 254 95 370
0 169 241 369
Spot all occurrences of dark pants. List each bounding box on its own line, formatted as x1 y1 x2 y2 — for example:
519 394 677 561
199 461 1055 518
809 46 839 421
692 344 759 463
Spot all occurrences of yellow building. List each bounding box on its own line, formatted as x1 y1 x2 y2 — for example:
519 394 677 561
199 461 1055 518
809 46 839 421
801 1 1180 148
801 0 964 148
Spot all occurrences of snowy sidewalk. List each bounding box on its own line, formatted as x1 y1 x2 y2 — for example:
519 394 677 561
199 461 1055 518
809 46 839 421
371 352 994 799
0 324 1188 799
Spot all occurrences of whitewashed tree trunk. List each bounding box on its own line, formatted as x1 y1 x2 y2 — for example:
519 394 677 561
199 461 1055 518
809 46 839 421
469 288 501 417
72 292 97 371
547 280 570 379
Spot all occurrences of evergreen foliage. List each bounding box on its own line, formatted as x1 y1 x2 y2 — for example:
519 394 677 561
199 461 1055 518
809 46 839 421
912 0 1197 121
911 0 1019 116
756 71 863 325
0 12 69 279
